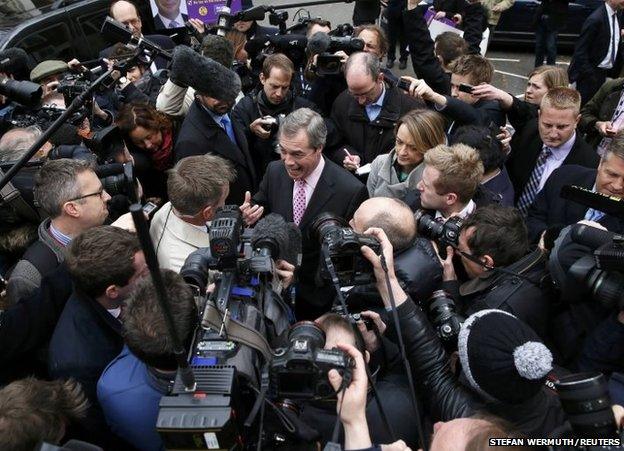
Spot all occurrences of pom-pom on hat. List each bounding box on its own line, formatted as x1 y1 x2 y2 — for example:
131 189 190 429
458 309 553 404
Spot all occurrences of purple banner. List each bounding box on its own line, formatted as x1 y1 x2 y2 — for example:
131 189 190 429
423 8 458 28
186 0 242 24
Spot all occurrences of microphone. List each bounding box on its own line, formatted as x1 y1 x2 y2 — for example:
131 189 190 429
170 45 241 103
0 47 31 80
267 34 308 51
306 32 331 55
233 5 268 22
244 37 270 57
570 223 617 250
251 213 302 266
560 184 624 218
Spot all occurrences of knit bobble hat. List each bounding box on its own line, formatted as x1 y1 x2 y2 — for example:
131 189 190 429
458 309 553 405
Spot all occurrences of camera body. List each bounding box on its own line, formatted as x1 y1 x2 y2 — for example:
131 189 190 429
424 290 464 352
261 113 285 135
415 209 463 254
57 73 91 105
269 321 353 399
311 212 381 287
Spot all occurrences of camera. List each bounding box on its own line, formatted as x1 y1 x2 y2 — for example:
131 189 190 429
269 321 353 399
415 209 463 257
57 73 91 105
424 290 464 352
0 76 42 108
556 372 619 439
261 113 285 134
329 23 355 38
311 212 381 287
458 83 474 94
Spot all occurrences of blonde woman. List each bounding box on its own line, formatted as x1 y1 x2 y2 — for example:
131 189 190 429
367 109 446 199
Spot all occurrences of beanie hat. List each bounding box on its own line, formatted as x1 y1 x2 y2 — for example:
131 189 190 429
458 309 553 405
30 60 69 83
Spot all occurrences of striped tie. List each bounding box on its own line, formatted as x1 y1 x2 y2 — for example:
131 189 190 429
517 146 552 216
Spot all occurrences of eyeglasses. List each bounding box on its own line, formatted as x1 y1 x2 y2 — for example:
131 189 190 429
67 188 105 202
348 82 379 101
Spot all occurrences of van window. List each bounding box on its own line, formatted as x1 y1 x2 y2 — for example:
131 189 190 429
75 8 109 59
15 22 73 63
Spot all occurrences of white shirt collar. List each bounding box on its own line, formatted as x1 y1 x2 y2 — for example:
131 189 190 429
435 199 476 220
158 12 185 28
303 155 325 190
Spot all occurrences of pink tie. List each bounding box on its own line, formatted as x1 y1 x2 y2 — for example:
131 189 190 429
293 180 307 225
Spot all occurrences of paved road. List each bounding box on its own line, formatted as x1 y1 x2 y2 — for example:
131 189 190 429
254 0 572 97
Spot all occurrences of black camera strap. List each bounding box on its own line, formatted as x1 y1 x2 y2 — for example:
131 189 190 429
380 253 428 451
0 167 41 223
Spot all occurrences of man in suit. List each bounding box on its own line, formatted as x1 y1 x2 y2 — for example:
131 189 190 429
527 140 624 242
152 0 188 29
507 87 600 215
568 0 624 105
241 108 369 319
174 89 258 206
48 226 148 446
101 0 175 71
329 52 424 170
150 155 234 272
534 0 570 67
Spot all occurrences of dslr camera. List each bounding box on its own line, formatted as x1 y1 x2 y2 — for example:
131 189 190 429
269 321 353 399
423 290 464 352
311 212 381 287
415 209 463 258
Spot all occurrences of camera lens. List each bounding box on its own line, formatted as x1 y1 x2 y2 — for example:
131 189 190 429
555 372 617 438
288 321 326 349
310 212 348 245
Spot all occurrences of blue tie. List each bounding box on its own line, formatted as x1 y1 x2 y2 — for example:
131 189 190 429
220 115 237 145
584 208 606 222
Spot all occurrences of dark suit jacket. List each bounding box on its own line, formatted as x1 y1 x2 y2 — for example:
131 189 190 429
526 165 624 241
568 5 624 82
506 121 600 203
100 34 175 71
443 97 506 129
153 13 189 30
253 158 368 316
174 99 258 205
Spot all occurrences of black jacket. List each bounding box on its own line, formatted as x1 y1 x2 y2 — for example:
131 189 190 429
526 165 624 242
444 249 551 338
48 291 123 401
231 90 319 177
442 97 506 130
568 5 624 82
328 84 424 165
533 0 569 29
506 122 600 203
353 0 381 25
252 158 368 318
174 99 258 205
404 184 501 213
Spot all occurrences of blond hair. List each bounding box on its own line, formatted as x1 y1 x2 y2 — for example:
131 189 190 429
540 87 581 115
396 109 446 155
424 144 484 203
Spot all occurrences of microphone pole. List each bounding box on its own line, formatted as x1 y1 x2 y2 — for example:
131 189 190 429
130 204 197 392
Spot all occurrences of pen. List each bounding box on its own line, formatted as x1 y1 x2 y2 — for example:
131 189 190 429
343 148 360 168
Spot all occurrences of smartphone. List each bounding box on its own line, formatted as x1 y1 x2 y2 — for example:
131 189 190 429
142 201 159 220
458 83 474 94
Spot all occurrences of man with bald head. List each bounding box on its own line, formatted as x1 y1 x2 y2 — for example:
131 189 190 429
328 52 423 171
348 197 442 303
100 0 175 70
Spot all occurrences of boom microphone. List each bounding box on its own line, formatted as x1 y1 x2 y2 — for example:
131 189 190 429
306 32 331 55
170 45 241 103
233 5 269 22
267 34 308 51
251 214 302 266
560 184 624 218
0 47 32 80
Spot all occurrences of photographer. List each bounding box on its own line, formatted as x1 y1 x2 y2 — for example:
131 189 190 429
328 52 424 170
359 227 568 439
401 54 506 132
149 154 235 272
406 144 496 219
6 159 111 305
437 205 550 337
97 270 195 451
232 53 319 176
348 197 442 305
29 60 69 98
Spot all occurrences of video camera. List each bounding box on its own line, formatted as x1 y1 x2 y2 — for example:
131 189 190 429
307 32 365 75
311 212 381 287
557 186 624 309
0 76 42 108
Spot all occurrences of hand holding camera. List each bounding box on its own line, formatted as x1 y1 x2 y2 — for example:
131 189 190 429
250 117 274 139
327 343 373 449
355 310 386 353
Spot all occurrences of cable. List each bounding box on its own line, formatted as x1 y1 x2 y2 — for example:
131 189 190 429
380 253 428 451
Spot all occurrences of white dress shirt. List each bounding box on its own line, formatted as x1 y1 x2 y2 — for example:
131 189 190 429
599 3 620 69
